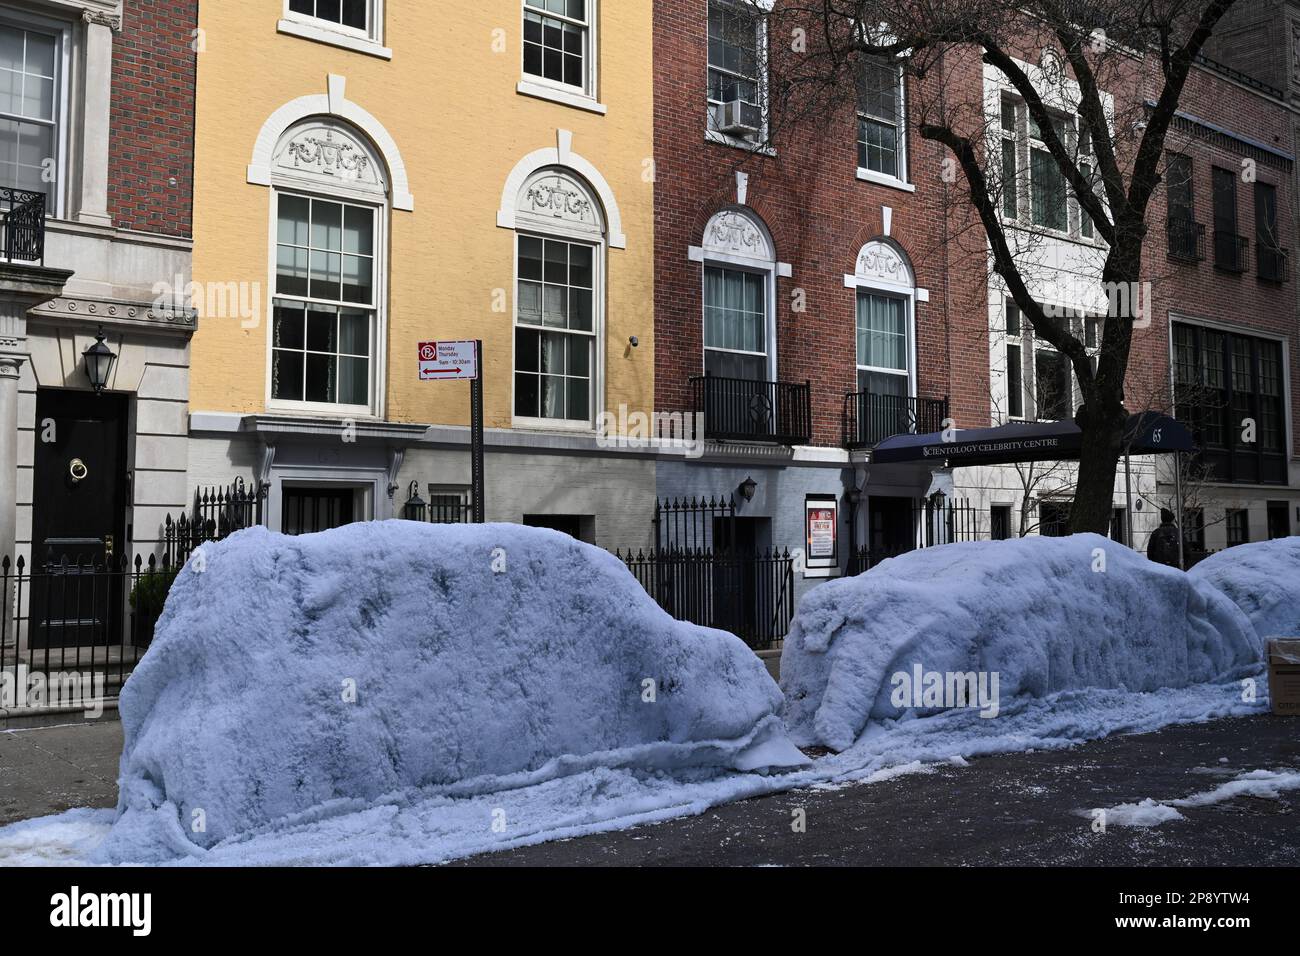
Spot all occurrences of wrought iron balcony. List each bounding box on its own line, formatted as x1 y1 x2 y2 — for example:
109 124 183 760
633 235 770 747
1258 243 1288 283
690 373 812 445
1166 218 1205 263
843 391 949 449
1213 230 1249 273
0 187 47 265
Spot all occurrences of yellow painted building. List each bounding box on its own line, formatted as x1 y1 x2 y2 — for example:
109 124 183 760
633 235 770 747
187 1 657 545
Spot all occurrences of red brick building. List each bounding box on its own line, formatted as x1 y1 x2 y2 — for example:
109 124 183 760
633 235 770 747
652 0 987 595
651 1 1299 584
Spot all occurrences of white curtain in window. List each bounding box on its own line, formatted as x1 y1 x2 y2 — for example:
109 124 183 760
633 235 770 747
856 293 906 370
704 267 764 354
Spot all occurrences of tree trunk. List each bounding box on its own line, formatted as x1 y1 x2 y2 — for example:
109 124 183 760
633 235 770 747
1069 403 1127 534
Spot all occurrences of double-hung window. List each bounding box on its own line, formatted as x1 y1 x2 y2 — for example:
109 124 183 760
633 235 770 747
515 235 595 423
1255 180 1285 282
999 100 1019 219
272 194 377 410
523 0 590 93
1004 300 1024 419
856 293 908 396
703 266 766 380
1166 153 1200 261
1029 112 1068 232
0 20 59 201
707 0 764 144
1212 166 1246 272
857 58 905 181
287 0 370 33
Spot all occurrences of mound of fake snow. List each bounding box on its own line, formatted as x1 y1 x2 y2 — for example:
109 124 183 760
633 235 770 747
781 534 1262 751
1190 538 1300 640
95 522 806 863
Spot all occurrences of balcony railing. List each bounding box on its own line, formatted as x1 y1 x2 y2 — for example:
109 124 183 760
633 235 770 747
843 391 949 449
1258 243 1289 283
690 374 812 445
1166 218 1205 262
0 187 46 264
1213 231 1249 273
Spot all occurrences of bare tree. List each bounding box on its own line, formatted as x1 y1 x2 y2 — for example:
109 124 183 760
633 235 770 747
748 0 1238 534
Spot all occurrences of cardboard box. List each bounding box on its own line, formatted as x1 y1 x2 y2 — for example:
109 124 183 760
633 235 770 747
1267 639 1300 716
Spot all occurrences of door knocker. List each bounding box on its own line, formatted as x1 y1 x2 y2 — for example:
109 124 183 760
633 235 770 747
69 458 88 483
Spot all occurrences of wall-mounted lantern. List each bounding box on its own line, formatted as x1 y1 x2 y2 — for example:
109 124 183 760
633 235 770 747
82 327 116 394
738 476 758 502
403 480 426 522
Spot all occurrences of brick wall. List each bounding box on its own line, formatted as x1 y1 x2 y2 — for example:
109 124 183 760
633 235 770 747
108 0 197 237
1141 59 1300 460
653 0 984 447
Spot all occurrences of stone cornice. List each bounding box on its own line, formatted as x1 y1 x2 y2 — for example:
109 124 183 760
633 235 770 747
28 295 198 337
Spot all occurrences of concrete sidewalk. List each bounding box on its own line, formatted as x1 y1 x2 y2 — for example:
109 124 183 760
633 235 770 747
0 720 122 826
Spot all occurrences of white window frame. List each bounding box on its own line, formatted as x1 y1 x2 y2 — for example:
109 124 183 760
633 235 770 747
855 58 913 192
854 290 914 397
705 0 772 153
702 263 771 380
0 8 71 218
265 186 388 419
517 0 604 115
278 0 391 59
511 230 602 431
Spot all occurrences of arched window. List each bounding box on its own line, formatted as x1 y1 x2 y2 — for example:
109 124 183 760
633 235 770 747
696 208 777 381
511 167 605 427
846 240 917 400
267 118 388 415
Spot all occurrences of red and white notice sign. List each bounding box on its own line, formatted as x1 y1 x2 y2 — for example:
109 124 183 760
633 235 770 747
418 340 479 381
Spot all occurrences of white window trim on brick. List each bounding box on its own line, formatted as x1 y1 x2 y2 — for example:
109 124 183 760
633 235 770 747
855 58 913 193
690 207 784 381
278 0 391 59
518 0 604 115
0 8 73 219
843 240 923 402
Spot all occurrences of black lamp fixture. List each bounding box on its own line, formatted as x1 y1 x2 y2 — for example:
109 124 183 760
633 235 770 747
738 476 758 502
402 480 426 522
82 327 116 394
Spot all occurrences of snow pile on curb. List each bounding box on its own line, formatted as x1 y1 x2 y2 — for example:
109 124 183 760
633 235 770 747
94 522 806 863
1190 537 1300 640
781 534 1262 751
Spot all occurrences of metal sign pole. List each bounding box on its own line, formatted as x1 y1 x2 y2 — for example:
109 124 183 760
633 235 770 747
471 340 484 524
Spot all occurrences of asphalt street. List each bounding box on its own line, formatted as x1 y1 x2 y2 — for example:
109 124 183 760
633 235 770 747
455 715 1300 866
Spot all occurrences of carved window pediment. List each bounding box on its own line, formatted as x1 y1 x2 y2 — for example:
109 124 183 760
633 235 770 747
854 240 913 286
702 209 773 262
273 120 386 196
515 170 603 235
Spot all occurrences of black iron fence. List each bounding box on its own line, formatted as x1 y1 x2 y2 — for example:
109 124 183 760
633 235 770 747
614 547 795 650
848 497 986 574
0 187 46 264
653 494 737 551
843 392 949 449
164 479 266 566
690 374 812 445
0 553 175 708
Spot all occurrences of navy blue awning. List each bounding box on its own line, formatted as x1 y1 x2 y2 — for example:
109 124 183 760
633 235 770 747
872 412 1195 467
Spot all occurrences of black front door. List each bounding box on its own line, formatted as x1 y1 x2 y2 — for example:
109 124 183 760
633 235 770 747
281 487 356 535
868 496 914 560
711 516 768 640
30 388 129 648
